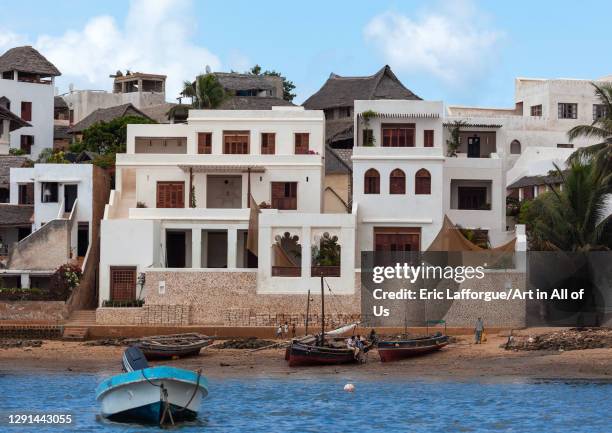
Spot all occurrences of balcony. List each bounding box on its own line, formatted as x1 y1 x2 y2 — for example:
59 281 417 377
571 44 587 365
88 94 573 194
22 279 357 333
128 207 250 221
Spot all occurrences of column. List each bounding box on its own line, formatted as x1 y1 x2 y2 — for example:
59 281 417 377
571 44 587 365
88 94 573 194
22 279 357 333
20 273 30 289
301 226 312 278
192 229 202 268
227 228 237 269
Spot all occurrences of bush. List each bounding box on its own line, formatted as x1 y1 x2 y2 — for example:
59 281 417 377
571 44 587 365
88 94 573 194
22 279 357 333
0 287 49 301
50 263 82 300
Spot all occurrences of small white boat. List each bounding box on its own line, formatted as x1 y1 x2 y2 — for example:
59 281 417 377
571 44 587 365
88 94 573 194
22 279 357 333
96 348 208 425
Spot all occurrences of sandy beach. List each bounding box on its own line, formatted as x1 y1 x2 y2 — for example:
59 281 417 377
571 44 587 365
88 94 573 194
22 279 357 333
1 330 611 381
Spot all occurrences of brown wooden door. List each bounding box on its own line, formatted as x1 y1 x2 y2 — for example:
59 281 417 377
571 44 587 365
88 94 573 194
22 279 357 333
110 266 136 301
374 227 421 251
156 181 185 208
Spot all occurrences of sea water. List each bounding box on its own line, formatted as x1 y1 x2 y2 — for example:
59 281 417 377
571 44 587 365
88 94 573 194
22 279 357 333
0 372 610 432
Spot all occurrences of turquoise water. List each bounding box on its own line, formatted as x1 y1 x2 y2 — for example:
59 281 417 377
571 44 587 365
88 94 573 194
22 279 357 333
0 372 610 432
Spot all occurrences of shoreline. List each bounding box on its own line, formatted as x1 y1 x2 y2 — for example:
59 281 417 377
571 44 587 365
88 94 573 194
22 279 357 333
1 333 611 381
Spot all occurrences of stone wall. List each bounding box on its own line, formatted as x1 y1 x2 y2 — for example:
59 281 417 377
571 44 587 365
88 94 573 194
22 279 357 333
0 301 68 322
97 270 361 326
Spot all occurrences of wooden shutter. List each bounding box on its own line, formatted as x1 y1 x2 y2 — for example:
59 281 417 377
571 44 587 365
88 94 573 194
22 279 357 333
415 169 431 195
110 267 136 301
389 169 406 194
21 101 32 121
424 130 434 147
261 133 275 154
198 132 212 154
294 133 309 154
364 169 380 194
20 135 33 154
271 182 297 210
223 131 249 154
157 182 185 208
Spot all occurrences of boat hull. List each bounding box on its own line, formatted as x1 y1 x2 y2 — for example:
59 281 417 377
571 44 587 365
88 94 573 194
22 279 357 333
378 336 449 362
287 343 358 367
96 366 207 424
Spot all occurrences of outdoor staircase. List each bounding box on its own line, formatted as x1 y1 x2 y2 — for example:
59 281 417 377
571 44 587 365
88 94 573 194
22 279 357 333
62 310 97 341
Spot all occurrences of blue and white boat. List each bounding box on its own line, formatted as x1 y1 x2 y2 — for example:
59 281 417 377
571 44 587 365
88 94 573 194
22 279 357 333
96 347 208 425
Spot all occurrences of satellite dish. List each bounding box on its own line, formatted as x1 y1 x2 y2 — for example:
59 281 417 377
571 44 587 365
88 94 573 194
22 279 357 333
205 65 211 74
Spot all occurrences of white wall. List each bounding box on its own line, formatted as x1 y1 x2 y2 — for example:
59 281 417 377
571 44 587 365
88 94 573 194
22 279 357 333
0 76 54 158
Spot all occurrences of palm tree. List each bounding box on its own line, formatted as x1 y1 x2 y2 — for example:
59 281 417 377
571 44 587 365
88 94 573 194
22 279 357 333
180 73 226 109
567 82 612 175
522 158 612 251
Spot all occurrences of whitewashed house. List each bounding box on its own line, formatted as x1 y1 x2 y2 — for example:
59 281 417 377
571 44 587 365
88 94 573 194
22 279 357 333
0 46 60 159
98 106 357 317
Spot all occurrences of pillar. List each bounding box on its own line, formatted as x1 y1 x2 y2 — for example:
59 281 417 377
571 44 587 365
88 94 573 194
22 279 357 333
227 228 237 269
192 229 202 268
301 226 312 278
20 273 30 289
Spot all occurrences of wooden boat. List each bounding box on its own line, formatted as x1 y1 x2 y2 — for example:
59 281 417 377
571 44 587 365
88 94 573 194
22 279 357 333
97 347 208 425
377 333 449 362
137 333 213 360
286 276 370 367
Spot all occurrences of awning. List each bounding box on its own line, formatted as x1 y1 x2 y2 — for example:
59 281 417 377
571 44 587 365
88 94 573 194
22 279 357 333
177 164 266 173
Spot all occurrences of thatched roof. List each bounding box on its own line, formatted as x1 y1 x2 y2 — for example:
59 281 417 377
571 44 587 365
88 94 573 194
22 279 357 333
507 172 566 189
0 106 31 131
0 46 60 77
217 96 294 110
0 204 34 227
54 125 71 140
0 156 29 187
54 96 68 109
213 72 281 91
140 103 177 123
325 145 352 174
303 65 420 110
325 119 353 144
70 103 153 133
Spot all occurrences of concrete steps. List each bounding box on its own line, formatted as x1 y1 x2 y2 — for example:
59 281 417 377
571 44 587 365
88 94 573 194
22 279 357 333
62 310 96 340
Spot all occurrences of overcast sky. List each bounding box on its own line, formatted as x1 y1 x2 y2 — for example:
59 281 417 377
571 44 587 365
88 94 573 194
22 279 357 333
1 0 609 106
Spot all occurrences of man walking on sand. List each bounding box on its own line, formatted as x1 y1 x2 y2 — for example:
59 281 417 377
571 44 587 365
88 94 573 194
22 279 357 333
475 317 484 344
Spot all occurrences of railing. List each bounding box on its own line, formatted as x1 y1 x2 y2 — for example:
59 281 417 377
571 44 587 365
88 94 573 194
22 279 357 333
271 266 301 277
310 266 341 277
0 245 9 256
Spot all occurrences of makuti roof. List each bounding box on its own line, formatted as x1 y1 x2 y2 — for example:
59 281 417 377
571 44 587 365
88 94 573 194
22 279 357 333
70 103 153 133
303 65 421 110
0 46 61 77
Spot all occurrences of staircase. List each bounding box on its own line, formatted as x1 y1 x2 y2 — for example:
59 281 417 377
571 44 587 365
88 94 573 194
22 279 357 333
62 310 97 341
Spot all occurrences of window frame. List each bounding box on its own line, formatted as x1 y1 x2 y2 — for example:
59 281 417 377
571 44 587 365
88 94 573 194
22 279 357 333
294 133 310 154
223 130 250 154
381 123 415 147
424 130 434 147
40 182 59 203
261 132 276 155
530 104 542 117
389 169 406 194
593 104 608 120
20 135 34 154
20 101 32 122
197 132 212 154
364 168 380 194
415 169 431 195
558 103 577 119
271 181 298 210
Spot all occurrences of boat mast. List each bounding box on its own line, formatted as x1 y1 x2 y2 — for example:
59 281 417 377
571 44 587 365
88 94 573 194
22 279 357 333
320 275 325 344
305 289 311 336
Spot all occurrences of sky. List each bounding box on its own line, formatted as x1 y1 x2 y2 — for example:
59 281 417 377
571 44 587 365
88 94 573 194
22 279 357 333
1 0 610 107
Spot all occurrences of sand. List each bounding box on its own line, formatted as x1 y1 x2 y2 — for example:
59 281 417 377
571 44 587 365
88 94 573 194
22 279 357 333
1 330 611 381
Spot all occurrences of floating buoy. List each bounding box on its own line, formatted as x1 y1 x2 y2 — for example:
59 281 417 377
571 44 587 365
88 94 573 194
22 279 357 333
344 383 355 392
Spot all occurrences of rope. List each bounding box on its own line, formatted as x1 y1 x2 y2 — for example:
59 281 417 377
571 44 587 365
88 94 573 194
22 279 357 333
174 369 202 413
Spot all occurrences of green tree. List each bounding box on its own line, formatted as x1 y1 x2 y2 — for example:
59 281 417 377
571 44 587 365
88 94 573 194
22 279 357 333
445 120 467 157
249 64 296 102
519 158 612 251
181 73 227 109
567 82 612 177
80 115 156 155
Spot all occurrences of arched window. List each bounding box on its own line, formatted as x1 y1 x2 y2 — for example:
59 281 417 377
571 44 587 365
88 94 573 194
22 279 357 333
510 140 521 154
389 169 406 194
415 169 431 195
364 168 380 194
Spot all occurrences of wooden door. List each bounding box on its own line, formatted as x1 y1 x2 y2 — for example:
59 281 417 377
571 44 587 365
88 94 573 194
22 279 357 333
156 181 185 208
110 266 136 301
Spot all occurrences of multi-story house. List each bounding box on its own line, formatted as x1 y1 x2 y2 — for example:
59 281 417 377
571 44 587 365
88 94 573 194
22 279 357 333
0 163 109 292
0 46 60 159
98 106 357 324
447 76 612 185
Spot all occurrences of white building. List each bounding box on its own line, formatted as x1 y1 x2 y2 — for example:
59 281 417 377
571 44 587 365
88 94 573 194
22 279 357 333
61 72 167 126
99 106 357 307
447 75 612 185
0 46 60 159
352 100 509 251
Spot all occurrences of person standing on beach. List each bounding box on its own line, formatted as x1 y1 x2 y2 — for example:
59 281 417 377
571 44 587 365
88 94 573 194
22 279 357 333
276 324 282 339
474 317 484 344
283 322 289 338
